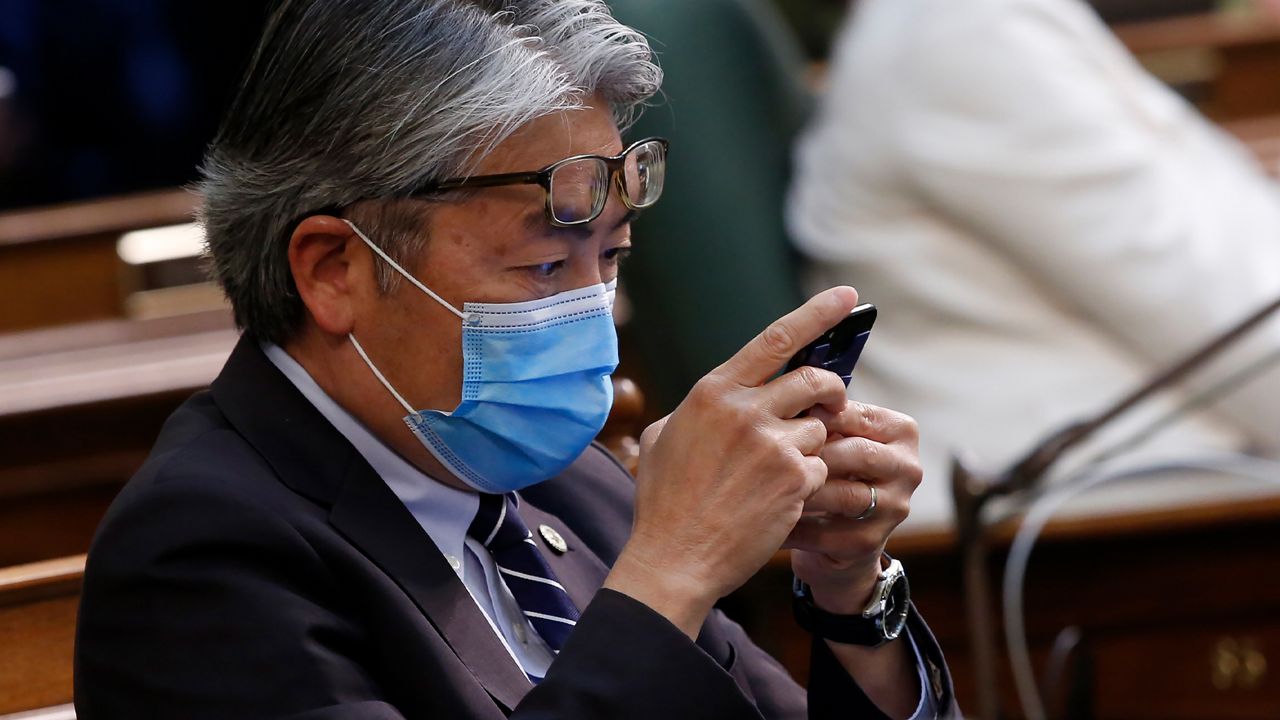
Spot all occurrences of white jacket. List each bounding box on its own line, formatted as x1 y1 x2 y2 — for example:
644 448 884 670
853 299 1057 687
788 0 1280 528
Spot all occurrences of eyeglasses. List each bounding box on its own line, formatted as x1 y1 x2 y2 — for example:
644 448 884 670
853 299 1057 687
413 137 669 227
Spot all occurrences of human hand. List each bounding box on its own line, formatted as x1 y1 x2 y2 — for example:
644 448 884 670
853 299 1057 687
603 287 859 637
786 401 922 614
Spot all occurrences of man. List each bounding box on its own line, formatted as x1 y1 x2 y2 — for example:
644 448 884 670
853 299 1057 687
75 1 954 717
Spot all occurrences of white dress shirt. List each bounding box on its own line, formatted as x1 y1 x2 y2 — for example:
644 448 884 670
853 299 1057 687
263 342 556 678
789 0 1280 528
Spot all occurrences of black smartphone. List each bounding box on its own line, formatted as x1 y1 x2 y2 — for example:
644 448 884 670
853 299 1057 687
784 303 877 388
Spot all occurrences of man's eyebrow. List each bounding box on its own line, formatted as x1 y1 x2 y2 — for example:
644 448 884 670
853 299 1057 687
522 208 641 239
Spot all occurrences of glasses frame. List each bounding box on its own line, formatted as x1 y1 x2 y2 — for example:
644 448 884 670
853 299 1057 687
412 137 669 227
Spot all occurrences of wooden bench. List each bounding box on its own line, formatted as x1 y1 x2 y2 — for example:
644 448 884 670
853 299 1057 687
0 556 84 716
0 190 200 334
0 310 238 567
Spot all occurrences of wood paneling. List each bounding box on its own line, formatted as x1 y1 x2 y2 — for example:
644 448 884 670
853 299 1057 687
0 556 84 716
1092 623 1278 719
731 496 1280 718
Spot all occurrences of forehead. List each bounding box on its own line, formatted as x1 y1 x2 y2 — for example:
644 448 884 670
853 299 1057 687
473 99 624 175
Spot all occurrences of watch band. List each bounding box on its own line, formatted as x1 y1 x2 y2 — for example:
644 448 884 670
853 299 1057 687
792 579 889 646
791 558 910 648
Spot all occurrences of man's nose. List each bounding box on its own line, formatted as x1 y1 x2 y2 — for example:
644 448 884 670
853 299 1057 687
565 256 606 290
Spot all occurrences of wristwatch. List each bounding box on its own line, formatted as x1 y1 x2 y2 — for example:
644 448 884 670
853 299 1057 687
792 557 910 648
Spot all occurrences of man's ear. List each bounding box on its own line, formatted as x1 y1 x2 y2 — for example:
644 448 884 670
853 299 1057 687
288 215 365 336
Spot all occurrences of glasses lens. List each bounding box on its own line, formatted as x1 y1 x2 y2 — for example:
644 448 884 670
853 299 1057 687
549 158 609 225
624 140 666 208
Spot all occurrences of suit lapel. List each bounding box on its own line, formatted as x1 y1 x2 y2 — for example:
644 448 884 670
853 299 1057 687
328 460 533 711
212 338 532 711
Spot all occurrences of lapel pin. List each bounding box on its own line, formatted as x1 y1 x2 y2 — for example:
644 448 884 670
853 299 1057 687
538 524 568 554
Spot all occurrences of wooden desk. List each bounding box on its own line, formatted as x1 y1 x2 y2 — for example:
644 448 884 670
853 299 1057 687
0 706 74 720
0 311 237 567
0 556 83 716
728 494 1280 718
1114 10 1280 119
0 190 197 333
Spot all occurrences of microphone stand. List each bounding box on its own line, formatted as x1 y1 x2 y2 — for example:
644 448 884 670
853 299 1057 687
951 292 1280 720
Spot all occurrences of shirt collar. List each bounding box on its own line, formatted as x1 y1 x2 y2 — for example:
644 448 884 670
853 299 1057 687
261 342 477 577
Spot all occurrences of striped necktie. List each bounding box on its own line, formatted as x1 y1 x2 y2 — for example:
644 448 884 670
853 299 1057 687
467 493 580 653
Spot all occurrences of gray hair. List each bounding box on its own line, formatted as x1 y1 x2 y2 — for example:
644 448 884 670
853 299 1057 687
199 0 662 344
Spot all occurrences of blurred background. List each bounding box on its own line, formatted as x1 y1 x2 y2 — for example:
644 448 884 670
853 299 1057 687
3 0 1266 211
3 1 1280 718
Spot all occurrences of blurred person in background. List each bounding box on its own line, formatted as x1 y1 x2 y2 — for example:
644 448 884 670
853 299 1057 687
788 0 1280 527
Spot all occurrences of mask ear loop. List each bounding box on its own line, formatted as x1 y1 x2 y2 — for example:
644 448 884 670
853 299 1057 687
342 218 467 321
349 333 421 422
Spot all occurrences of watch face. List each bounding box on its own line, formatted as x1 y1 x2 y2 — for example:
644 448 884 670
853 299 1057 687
881 575 910 640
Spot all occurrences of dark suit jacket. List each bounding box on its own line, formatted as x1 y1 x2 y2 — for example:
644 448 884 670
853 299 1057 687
74 337 956 718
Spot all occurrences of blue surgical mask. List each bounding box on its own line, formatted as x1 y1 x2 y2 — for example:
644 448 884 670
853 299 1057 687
344 220 619 494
